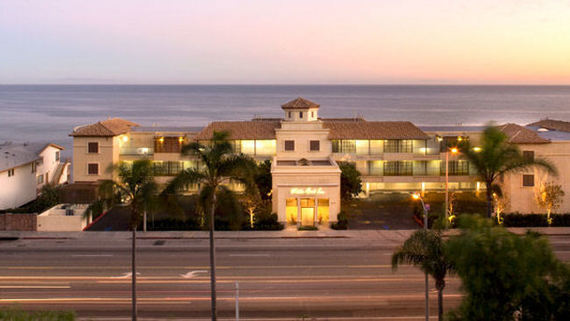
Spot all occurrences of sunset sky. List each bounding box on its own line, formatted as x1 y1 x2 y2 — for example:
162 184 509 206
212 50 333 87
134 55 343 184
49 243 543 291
1 0 569 84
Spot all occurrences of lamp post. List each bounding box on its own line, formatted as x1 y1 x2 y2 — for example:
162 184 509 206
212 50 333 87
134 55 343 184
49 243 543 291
445 147 458 226
412 193 429 321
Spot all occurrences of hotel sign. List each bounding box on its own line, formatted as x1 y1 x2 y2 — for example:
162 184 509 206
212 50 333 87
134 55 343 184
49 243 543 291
290 187 325 195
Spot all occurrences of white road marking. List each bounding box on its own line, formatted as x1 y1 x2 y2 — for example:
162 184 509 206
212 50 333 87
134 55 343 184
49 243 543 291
180 270 208 279
111 272 141 279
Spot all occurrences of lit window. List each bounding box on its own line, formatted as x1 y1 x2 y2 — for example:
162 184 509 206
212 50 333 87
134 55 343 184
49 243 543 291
88 163 99 175
255 140 276 155
88 142 99 153
284 140 295 151
240 140 255 154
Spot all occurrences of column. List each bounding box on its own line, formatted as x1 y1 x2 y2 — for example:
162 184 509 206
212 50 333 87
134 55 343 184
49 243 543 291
296 198 301 227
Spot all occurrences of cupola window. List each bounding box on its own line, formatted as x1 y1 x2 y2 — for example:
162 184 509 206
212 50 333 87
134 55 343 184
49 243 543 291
299 112 303 119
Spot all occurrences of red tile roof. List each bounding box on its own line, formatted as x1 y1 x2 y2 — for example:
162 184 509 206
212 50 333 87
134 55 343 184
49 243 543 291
195 121 281 140
324 120 429 140
70 118 139 137
498 123 550 144
196 119 429 140
281 97 320 109
527 119 570 133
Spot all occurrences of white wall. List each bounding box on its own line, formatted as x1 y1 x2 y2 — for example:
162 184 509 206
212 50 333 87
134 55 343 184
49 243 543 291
0 163 37 210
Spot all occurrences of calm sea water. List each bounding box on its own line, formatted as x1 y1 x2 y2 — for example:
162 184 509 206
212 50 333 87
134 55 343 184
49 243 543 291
1 85 570 157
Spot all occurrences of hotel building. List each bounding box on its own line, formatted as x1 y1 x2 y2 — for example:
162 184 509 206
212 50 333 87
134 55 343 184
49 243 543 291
70 97 570 226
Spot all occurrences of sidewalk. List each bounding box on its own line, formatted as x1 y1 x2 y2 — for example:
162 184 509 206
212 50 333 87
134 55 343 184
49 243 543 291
1 227 569 241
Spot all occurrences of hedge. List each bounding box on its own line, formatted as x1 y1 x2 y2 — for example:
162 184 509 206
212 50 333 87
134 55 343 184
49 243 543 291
502 213 570 227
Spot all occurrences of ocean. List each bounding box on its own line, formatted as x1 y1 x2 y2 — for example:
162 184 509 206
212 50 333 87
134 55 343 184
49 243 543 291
1 85 570 157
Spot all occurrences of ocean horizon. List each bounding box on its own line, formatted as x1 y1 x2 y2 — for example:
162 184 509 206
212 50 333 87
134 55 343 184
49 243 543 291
2 84 570 157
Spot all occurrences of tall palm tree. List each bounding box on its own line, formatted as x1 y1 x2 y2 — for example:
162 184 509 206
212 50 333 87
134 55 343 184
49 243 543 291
86 160 158 321
460 126 556 218
164 131 257 321
392 229 453 321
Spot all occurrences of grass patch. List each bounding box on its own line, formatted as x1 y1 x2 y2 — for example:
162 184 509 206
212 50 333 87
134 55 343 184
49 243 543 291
0 308 75 321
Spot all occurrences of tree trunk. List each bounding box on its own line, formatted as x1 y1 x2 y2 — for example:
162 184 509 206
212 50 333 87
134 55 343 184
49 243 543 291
486 181 494 219
210 192 217 321
436 278 446 321
132 225 137 321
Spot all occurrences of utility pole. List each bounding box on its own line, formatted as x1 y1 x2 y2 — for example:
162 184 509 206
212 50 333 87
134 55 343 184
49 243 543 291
235 281 239 321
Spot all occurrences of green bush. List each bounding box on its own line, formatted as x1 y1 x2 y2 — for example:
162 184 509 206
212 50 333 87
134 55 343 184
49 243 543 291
252 212 283 230
0 308 75 321
298 225 318 231
502 213 570 227
148 218 202 231
331 211 348 230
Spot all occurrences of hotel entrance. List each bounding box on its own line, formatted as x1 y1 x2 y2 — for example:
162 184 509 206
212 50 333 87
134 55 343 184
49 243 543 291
285 197 330 227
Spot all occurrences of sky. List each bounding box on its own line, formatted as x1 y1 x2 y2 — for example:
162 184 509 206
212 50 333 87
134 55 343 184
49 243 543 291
1 0 569 84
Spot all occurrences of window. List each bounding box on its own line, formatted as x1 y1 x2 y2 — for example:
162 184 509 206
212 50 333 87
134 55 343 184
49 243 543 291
311 111 315 118
7 168 15 177
299 112 303 119
284 140 295 151
88 142 99 153
31 162 36 173
310 140 320 151
384 140 413 153
87 163 99 175
288 112 291 118
383 161 413 176
37 174 44 184
55 151 60 161
152 161 184 176
523 151 535 161
154 137 183 153
523 174 534 187
441 160 470 176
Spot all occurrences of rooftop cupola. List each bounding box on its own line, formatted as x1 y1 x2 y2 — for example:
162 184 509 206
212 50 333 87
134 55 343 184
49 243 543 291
281 97 320 122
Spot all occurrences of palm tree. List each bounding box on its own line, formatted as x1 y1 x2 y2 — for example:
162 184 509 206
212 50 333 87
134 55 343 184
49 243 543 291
86 160 158 321
392 229 453 321
460 126 557 218
164 131 257 321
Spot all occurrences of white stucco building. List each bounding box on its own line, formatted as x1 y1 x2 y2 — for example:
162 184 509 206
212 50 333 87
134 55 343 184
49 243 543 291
69 97 570 227
0 142 69 210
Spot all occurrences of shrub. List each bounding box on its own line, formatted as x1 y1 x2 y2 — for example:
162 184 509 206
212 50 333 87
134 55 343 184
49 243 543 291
253 212 283 230
298 225 318 231
331 211 348 230
501 213 570 227
0 308 75 321
148 218 202 231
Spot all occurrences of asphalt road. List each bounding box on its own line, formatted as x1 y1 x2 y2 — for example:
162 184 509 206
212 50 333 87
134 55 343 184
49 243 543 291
1 233 569 321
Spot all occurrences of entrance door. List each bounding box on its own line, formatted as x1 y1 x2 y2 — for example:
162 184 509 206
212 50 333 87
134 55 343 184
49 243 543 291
300 198 315 226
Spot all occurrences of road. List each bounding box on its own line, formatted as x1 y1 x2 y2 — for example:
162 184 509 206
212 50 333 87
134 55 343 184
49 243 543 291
0 232 569 320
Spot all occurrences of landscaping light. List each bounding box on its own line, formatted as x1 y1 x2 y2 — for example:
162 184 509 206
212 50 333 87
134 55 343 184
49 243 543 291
457 136 463 141
450 147 458 154
473 147 482 152
412 193 420 200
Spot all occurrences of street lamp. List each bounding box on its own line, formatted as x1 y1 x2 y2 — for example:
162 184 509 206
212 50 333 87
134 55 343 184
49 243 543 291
445 147 459 226
412 192 430 321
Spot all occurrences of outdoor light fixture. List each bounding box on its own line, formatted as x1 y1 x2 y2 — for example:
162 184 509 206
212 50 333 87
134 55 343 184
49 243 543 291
457 136 463 141
122 135 129 143
158 137 164 143
178 137 184 143
473 146 482 152
450 147 458 154
411 192 429 321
